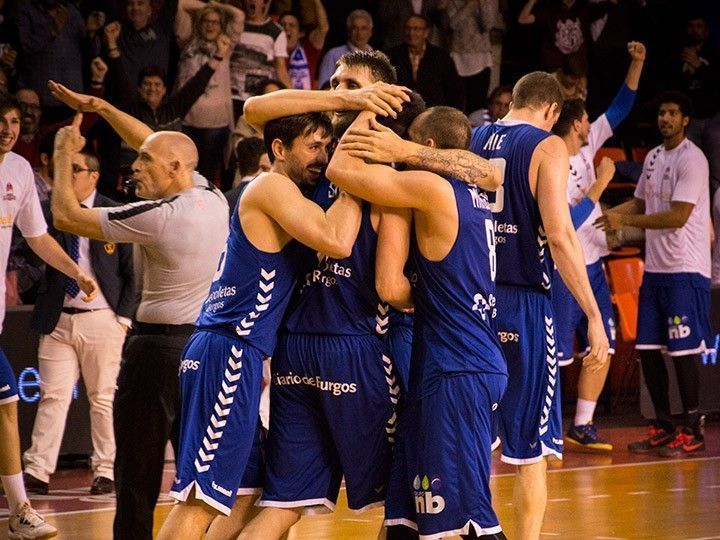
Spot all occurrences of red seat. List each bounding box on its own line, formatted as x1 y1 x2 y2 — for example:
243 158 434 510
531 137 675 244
607 257 644 342
631 147 649 163
593 146 627 167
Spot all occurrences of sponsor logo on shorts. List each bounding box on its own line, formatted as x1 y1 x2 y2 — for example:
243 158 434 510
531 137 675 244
498 331 519 343
553 437 564 446
273 373 358 396
0 384 10 393
472 292 497 321
413 475 445 515
668 315 691 340
179 359 200 373
212 481 232 497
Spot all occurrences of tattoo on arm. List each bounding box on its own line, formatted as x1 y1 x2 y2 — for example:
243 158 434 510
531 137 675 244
411 148 493 184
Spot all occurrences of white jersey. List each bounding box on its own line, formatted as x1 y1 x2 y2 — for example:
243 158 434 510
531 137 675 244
634 138 711 277
568 114 612 265
0 152 47 332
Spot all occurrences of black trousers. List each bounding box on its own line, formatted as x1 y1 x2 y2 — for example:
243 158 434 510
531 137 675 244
112 328 193 540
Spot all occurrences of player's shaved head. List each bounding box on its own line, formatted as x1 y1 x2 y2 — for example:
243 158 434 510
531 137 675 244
409 106 471 149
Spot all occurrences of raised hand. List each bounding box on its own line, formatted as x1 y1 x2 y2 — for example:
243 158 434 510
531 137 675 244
48 81 104 112
595 156 616 187
90 57 108 82
54 112 87 157
627 41 646 62
216 33 232 58
104 21 122 47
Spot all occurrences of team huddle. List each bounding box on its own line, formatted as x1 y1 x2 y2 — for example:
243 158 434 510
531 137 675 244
157 50 607 540
1 39 712 540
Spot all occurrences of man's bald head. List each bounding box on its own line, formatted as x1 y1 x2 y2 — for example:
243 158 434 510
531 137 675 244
146 131 199 172
132 131 199 199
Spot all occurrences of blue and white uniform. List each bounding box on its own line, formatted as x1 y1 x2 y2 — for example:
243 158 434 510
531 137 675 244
385 179 507 539
552 84 636 363
259 202 399 514
386 309 413 395
634 139 713 356
171 200 301 515
0 153 47 405
470 120 564 463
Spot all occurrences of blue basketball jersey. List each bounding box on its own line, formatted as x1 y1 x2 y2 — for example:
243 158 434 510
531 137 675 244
285 203 389 336
196 202 300 356
409 178 506 397
470 121 553 291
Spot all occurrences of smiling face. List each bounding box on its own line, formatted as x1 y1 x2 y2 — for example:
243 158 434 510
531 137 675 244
138 75 167 110
0 107 20 157
126 0 152 30
280 128 332 188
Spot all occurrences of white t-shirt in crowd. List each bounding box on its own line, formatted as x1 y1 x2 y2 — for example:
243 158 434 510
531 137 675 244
568 113 612 265
0 152 47 331
634 138 711 278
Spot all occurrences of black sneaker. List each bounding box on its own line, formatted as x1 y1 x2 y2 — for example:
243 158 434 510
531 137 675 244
22 473 48 495
627 426 675 454
90 476 115 495
658 429 706 457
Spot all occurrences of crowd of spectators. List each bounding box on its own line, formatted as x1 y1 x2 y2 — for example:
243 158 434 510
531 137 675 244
1 0 718 302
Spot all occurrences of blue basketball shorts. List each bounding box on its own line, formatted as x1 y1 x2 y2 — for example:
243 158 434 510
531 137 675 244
495 285 563 464
0 347 19 405
259 333 399 514
384 372 507 539
551 260 617 365
636 272 713 356
170 329 265 515
386 324 413 396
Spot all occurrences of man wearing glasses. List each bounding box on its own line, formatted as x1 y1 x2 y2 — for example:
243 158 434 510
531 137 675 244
22 144 136 497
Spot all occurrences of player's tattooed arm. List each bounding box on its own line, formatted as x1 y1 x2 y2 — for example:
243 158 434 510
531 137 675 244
340 117 501 191
409 146 500 190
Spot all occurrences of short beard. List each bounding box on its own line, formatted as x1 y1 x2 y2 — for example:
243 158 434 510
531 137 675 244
332 110 360 138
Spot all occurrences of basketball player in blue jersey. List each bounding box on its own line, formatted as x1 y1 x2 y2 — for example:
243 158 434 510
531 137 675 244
327 106 507 539
233 52 426 540
156 113 363 540
341 73 609 539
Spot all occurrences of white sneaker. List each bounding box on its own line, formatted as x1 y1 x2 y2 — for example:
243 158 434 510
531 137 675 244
8 501 58 540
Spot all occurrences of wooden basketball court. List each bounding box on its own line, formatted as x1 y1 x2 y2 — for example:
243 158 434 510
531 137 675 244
2 424 719 539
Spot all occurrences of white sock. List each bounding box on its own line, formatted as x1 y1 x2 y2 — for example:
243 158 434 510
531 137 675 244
1 473 28 512
575 398 597 426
